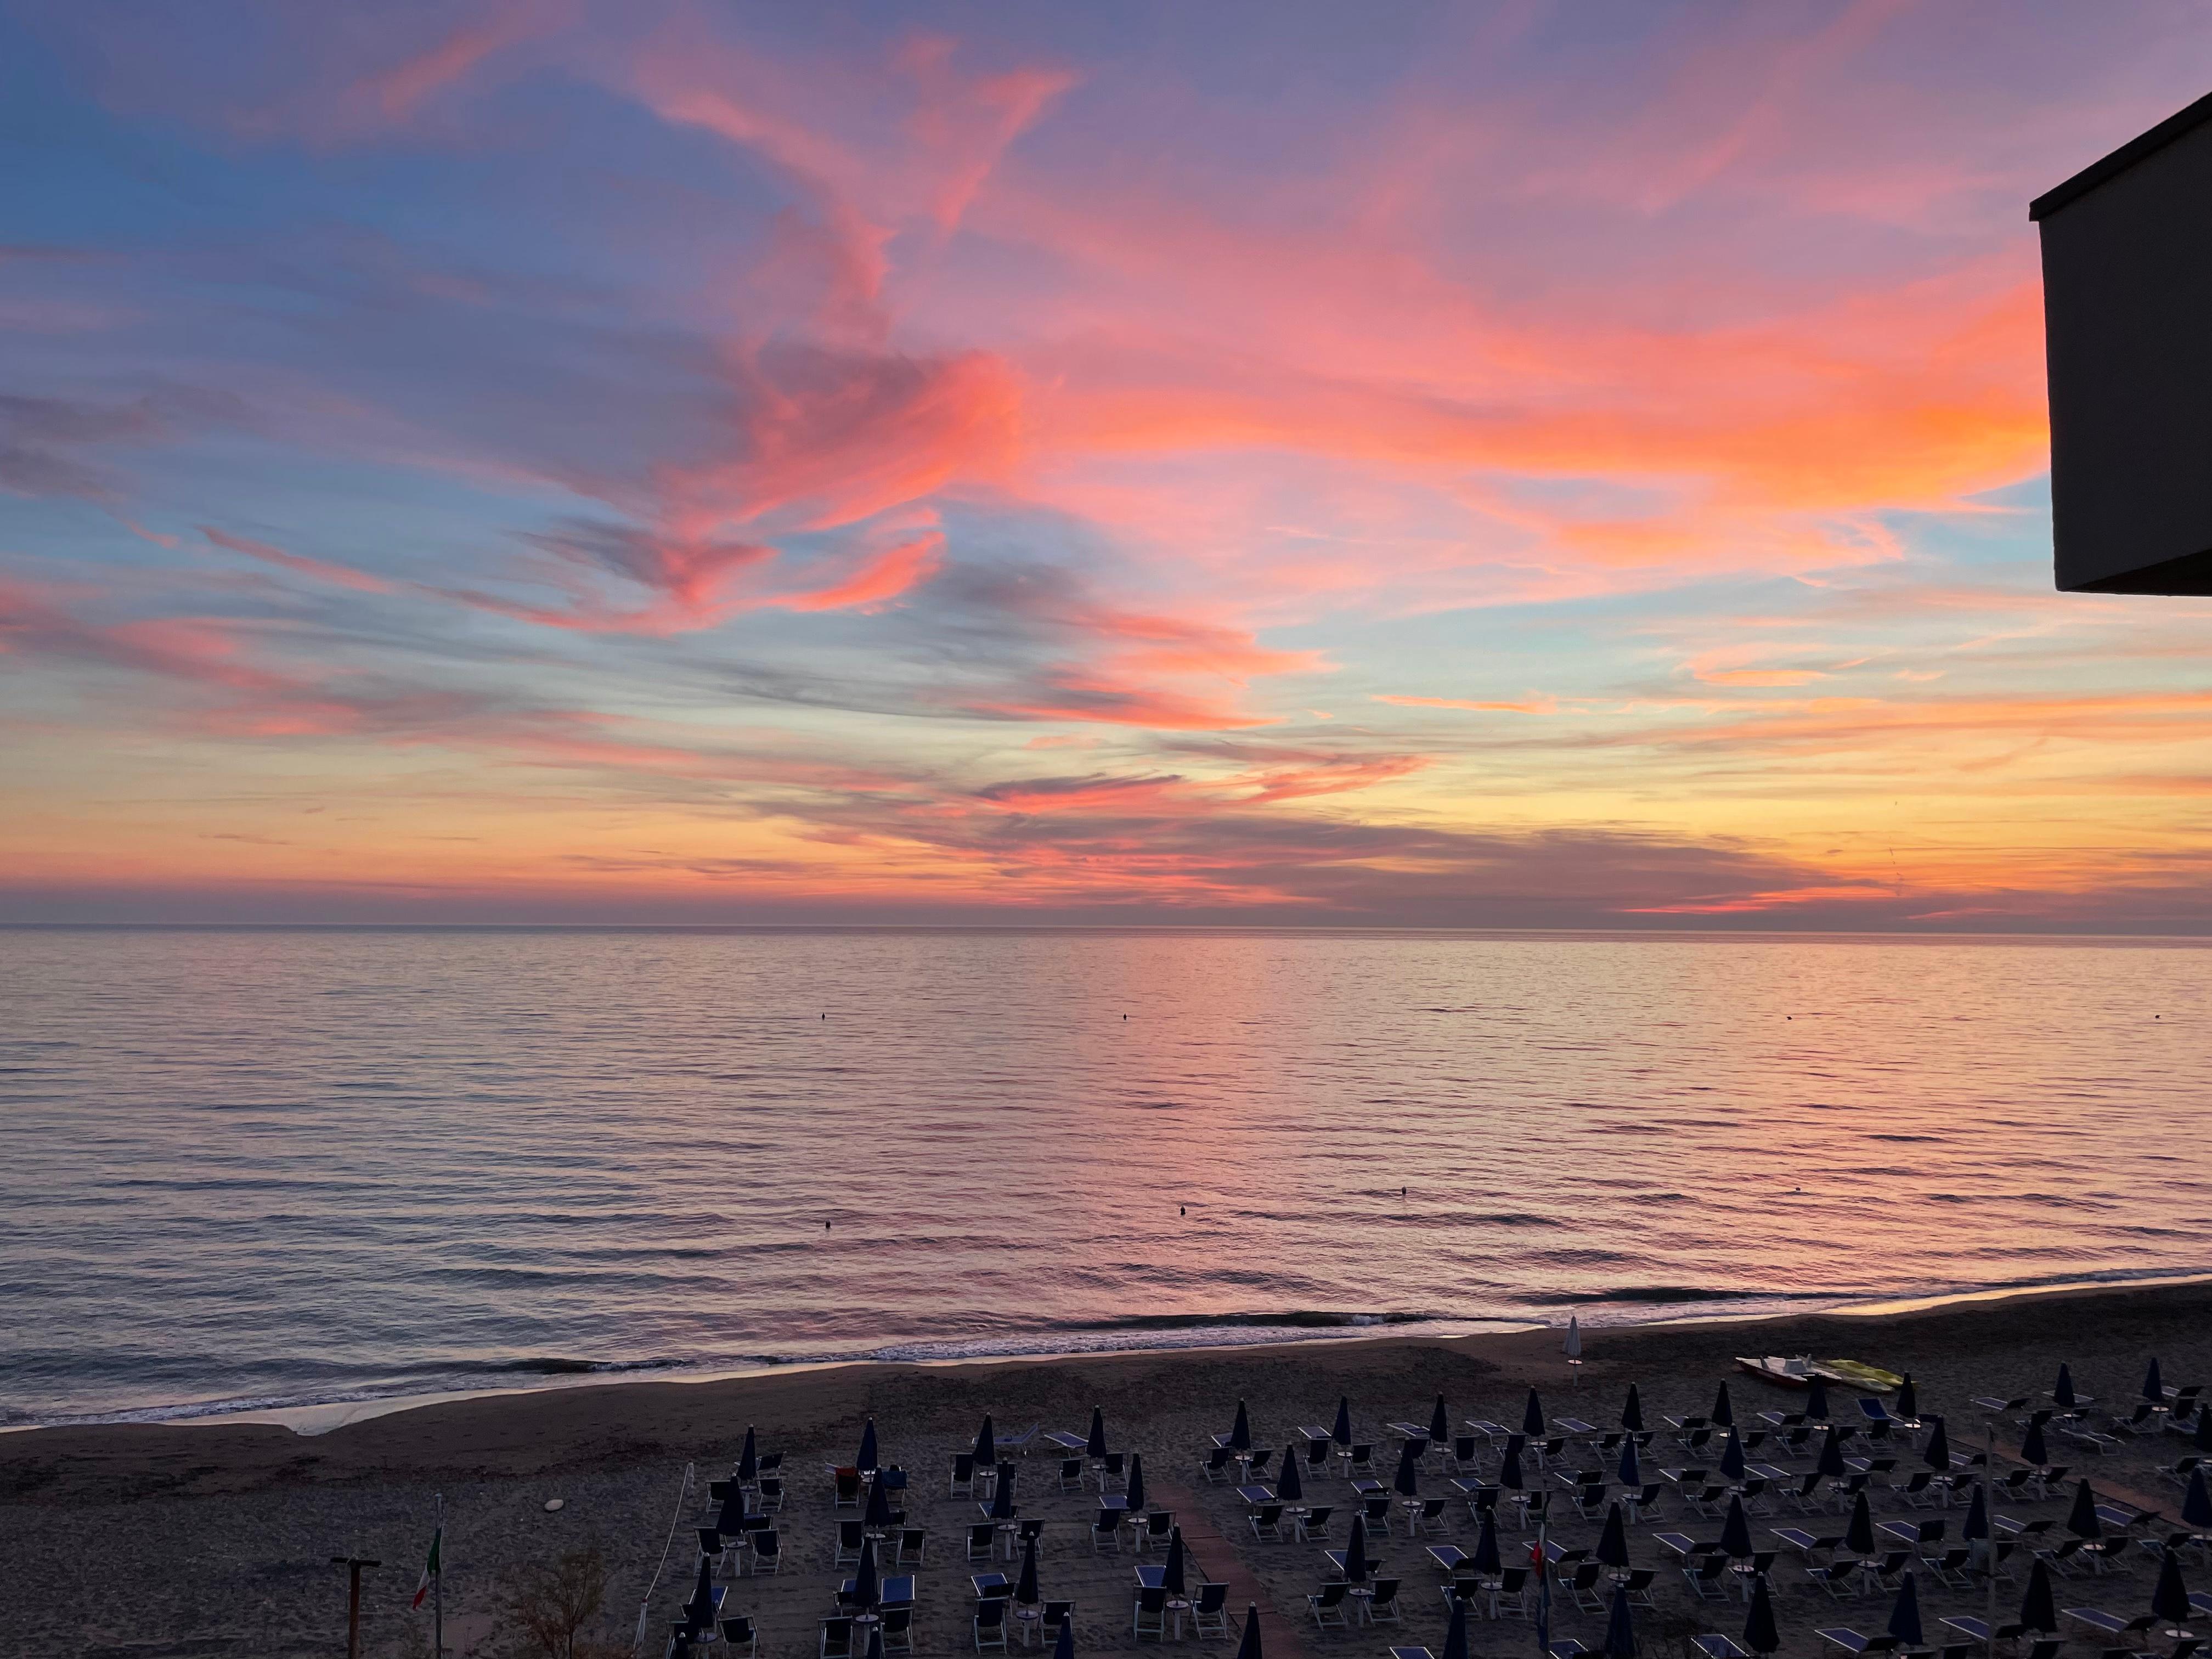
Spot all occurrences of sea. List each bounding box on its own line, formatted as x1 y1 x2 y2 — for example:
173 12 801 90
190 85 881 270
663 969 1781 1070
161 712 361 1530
2 926 2207 1430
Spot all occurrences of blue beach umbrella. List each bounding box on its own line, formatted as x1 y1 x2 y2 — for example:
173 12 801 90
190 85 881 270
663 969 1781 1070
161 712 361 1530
1230 1398 1252 1452
856 1417 878 1474
2197 1403 2212 1452
1125 1452 1146 1513
2153 1550 2192 1631
1720 1427 1747 1482
1441 1595 1469 1659
990 1461 1017 1520
2067 1479 2102 1539
2182 1467 2212 1529
1887 1571 1924 1647
1499 1440 1525 1490
1617 1437 1642 1487
854 1536 880 1610
684 1558 717 1628
1745 1572 1780 1656
1846 1491 1875 1559
1430 1393 1451 1445
2054 1365 2078 1410
1712 1381 1734 1429
1393 1440 1421 1498
1604 1583 1637 1659
737 1425 759 1483
1333 1396 1353 1447
2021 1560 2057 1633
1597 1502 1630 1570
2021 1417 2049 1467
1344 1514 1370 1584
1523 1388 1546 1437
1895 1374 1917 1421
1277 1444 1302 1503
974 1414 996 1469
1817 1426 1846 1479
864 1470 893 1530
713 1482 750 1538
1086 1407 1107 1460
1719 1494 1753 1560
1164 1527 1187 1595
1235 1604 1262 1659
1472 1509 1502 1575
2146 1359 2166 1405
1622 1384 1644 1433
1015 1535 1040 1606
1807 1374 1830 1421
866 1629 883 1659
1054 1615 1075 1659
1963 1483 1989 1545
1922 1415 1950 1471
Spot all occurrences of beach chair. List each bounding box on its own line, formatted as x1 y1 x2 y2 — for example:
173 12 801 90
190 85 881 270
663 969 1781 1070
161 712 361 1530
1817 1631 1903 1656
893 1528 925 1568
1132 1585 1168 1641
1806 1557 1862 1600
1417 1498 1449 1535
1199 1446 1233 1482
1249 1503 1285 1542
1001 1425 1040 1455
750 1530 782 1575
1740 1476 1773 1515
1493 1566 1534 1621
1369 1577 1403 1623
697 1529 735 1578
837 1521 865 1566
1695 1639 1750 1659
1350 1443 1377 1475
1307 1583 1350 1629
1571 1483 1608 1521
1362 1494 1395 1534
1138 1511 1175 1552
1683 1555 1731 1601
1091 1511 1120 1554
757 1476 784 1514
968 1523 998 1563
1058 1458 1086 1494
976 1597 1011 1653
1042 1602 1075 1644
879 1608 913 1656
718 1618 757 1659
1449 1435 1481 1472
833 1469 863 1510
1098 1452 1128 1493
1193 1584 1228 1639
950 1453 978 1496
821 1617 856 1659
1307 1438 1334 1471
1297 1505 1334 1543
1564 1561 1607 1612
2061 1424 2123 1455
1249 1448 1275 1480
1928 1547 1973 1589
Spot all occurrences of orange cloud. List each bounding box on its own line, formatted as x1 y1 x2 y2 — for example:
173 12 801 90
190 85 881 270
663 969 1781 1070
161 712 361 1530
1374 694 1558 714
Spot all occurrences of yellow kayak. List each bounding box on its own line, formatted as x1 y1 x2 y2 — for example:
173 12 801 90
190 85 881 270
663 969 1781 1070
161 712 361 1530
1816 1358 1903 1394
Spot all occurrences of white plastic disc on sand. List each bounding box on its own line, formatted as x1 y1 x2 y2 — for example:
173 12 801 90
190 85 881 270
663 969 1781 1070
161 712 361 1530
545 1498 565 1511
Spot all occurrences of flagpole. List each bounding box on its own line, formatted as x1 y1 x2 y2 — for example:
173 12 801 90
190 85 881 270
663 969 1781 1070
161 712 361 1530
435 1492 445 1659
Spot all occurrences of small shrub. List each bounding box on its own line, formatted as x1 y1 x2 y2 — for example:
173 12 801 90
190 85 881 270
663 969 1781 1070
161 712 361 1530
487 1539 630 1659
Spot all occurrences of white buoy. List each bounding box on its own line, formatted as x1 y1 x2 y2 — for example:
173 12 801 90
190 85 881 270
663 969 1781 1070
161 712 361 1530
545 1498 565 1512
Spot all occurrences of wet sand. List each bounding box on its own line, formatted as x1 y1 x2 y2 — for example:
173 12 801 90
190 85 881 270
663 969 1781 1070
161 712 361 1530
4 1280 2208 1659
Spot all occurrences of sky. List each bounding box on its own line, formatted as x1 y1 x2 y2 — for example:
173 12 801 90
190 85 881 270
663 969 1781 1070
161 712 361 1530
5 1 2212 930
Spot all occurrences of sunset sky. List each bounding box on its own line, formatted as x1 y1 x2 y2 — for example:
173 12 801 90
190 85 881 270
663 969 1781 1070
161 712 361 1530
6 1 2212 928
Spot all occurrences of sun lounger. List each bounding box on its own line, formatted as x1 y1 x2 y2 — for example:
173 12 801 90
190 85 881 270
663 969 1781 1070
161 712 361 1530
1805 1559 1863 1599
2064 1610 2159 1640
1307 1583 1350 1628
1773 1527 1843 1558
1695 1639 1752 1659
1816 1630 1903 1655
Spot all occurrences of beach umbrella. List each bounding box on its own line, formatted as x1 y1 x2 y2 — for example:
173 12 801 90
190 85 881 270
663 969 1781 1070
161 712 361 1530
2054 1364 2078 1410
1053 1614 1075 1659
1126 1452 1146 1514
1712 1381 1735 1429
1807 1374 1831 1421
1845 1491 1875 1559
864 1470 894 1531
1567 1318 1584 1363
1015 1534 1040 1606
2021 1560 2058 1633
2198 1402 2212 1453
1896 1374 1917 1421
1087 1406 1107 1460
1622 1384 1644 1433
1472 1509 1502 1575
1334 1396 1353 1446
713 1482 751 1538
1278 1443 1304 1503
991 1460 1017 1520
1441 1594 1470 1659
1164 1527 1188 1595
1523 1387 1546 1436
1745 1572 1780 1657
1617 1437 1642 1488
1230 1398 1252 1452
854 1536 880 1611
1963 1482 1989 1545
2021 1417 2049 1467
1719 1494 1753 1560
684 1558 718 1628
1344 1514 1370 1584
2067 1479 2102 1540
1597 1501 1630 1570
1604 1583 1637 1659
865 1629 883 1659
1431 1392 1451 1445
1720 1426 1747 1482
2182 1467 2212 1529
1887 1571 1924 1647
974 1414 996 1469
737 1425 759 1483
1817 1425 1846 1479
857 1417 879 1474
1499 1440 1525 1489
1235 1604 1263 1659
1393 1440 1421 1499
2153 1550 2192 1633
1922 1415 1950 1471
2146 1359 2166 1405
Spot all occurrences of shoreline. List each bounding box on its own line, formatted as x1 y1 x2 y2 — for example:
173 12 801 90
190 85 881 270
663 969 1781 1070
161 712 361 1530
10 1268 2210 1440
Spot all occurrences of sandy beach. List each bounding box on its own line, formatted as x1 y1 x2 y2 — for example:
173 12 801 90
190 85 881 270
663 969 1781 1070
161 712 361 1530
4 1280 2208 1659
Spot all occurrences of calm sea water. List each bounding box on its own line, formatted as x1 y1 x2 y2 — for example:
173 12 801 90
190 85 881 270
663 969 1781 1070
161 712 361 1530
2 927 2207 1427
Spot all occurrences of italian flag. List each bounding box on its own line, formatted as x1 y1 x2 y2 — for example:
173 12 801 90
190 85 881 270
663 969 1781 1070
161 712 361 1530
412 1527 441 1610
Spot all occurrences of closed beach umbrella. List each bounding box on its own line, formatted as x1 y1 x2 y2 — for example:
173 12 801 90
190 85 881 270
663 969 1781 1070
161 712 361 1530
1393 1440 1421 1498
1604 1583 1637 1659
1344 1514 1370 1583
1054 1615 1075 1659
1231 1398 1252 1452
1431 1392 1451 1445
1720 1427 1747 1482
1817 1426 1846 1479
991 1460 1017 1520
1887 1572 1924 1647
1441 1595 1470 1659
1597 1502 1630 1570
2182 1467 2212 1530
1126 1452 1146 1514
2198 1403 2212 1452
1622 1384 1644 1433
1807 1374 1830 1421
1472 1509 1502 1575
974 1414 996 1469
1719 1494 1753 1560
866 1629 883 1659
1745 1572 1780 1656
1523 1388 1546 1437
1015 1535 1040 1606
1278 1444 1303 1503
1895 1374 1917 1421
2021 1417 2049 1467
737 1425 759 1483
854 1536 880 1610
864 1471 893 1530
1846 1491 1876 1559
1235 1604 1263 1659
2021 1561 2058 1633
857 1417 879 1474
1922 1415 1950 1471
1087 1406 1107 1460
2153 1550 2192 1631
1164 1527 1188 1595
2146 1359 2166 1405
684 1558 717 1627
714 1482 750 1539
1617 1438 1642 1487
1963 1483 1989 1545
1567 1318 1583 1361
1712 1381 1734 1429
2067 1479 2102 1540
1499 1441 1525 1489
1334 1396 1353 1446
2054 1364 2078 1410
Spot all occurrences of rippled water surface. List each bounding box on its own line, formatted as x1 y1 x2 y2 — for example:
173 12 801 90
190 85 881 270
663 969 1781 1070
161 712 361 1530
3 927 2208 1425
